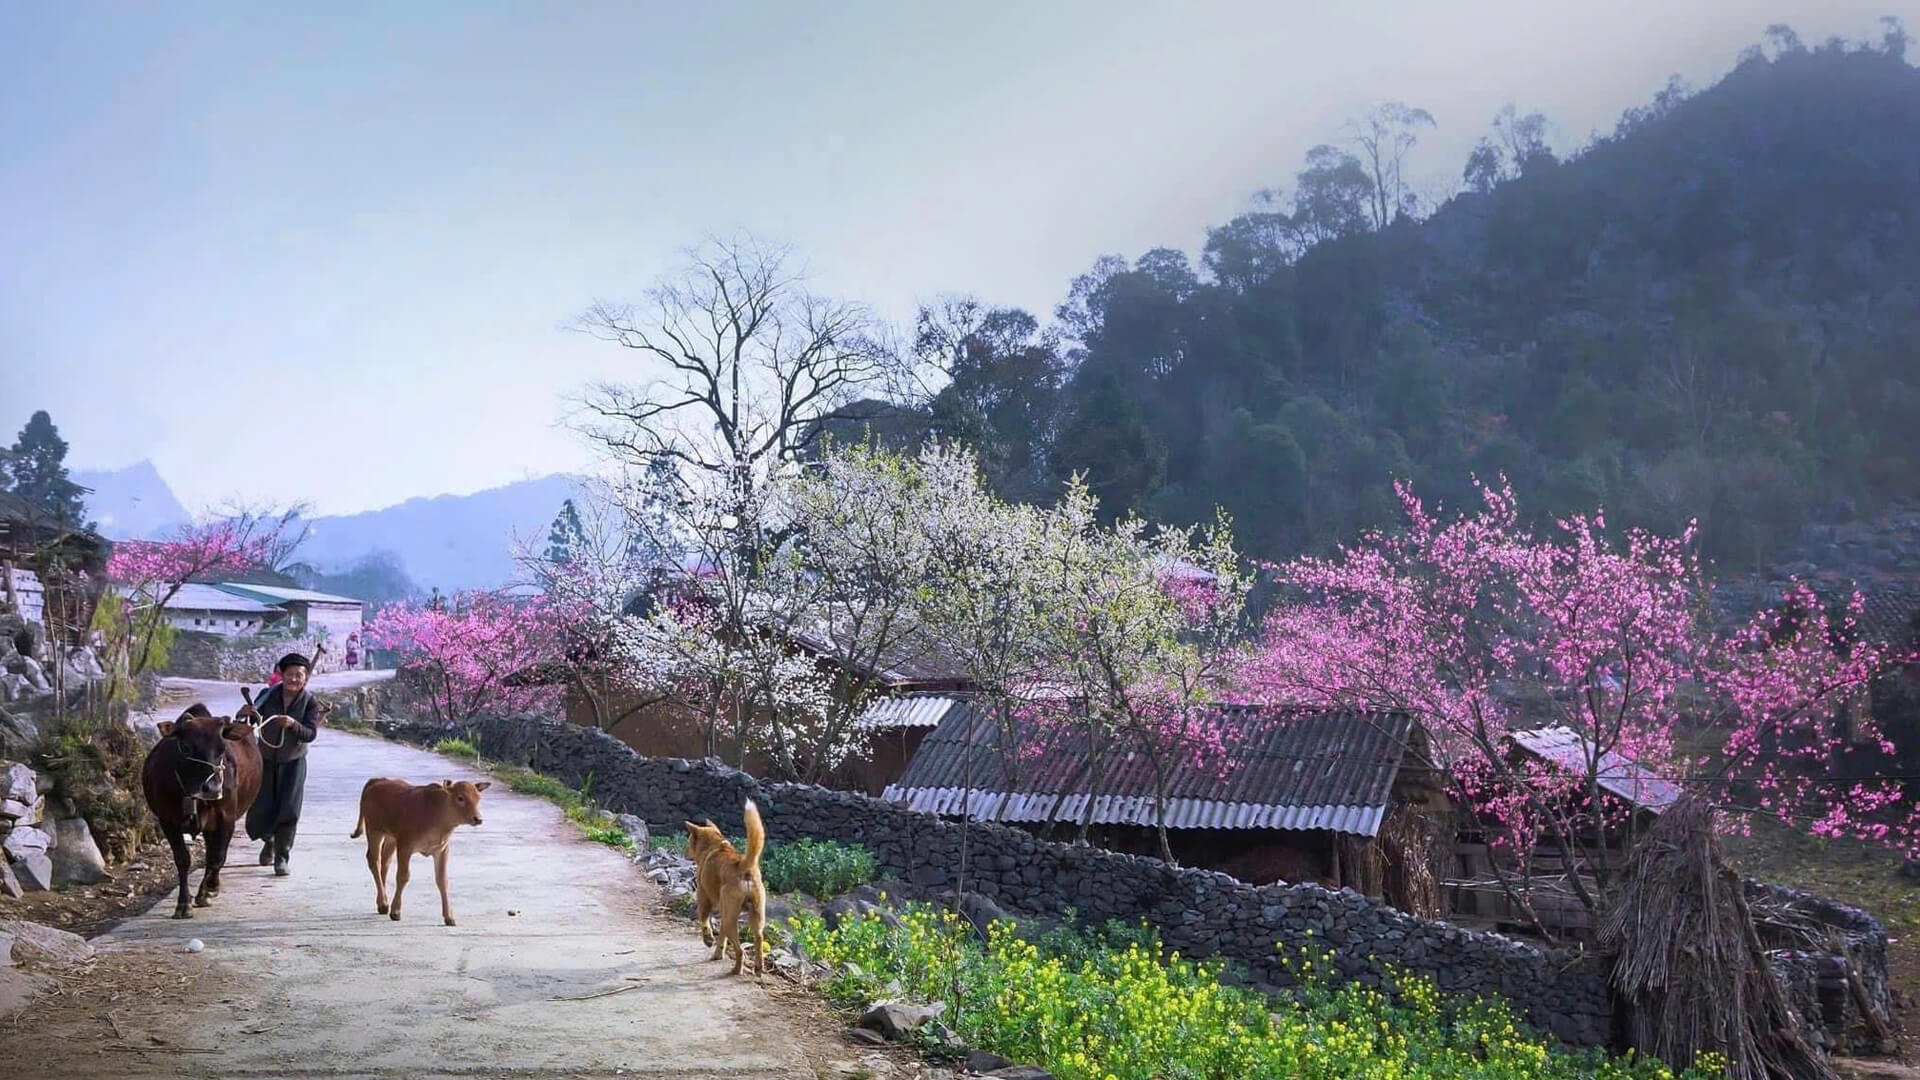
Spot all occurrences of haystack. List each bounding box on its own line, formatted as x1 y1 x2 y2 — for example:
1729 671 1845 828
1599 793 1836 1080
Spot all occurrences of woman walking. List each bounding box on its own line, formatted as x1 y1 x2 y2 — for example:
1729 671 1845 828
246 652 322 875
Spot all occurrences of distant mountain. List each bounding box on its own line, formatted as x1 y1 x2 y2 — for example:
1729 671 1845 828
73 460 191 540
291 474 585 593
75 461 583 593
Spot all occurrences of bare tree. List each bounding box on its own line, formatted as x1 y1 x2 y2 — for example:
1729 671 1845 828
1348 102 1437 229
573 235 895 517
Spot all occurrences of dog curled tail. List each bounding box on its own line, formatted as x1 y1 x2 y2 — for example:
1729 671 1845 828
742 798 765 872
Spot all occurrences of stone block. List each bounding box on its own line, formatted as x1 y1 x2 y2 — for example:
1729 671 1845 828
50 818 110 886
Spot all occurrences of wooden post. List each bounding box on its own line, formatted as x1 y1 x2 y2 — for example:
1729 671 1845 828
1 558 15 610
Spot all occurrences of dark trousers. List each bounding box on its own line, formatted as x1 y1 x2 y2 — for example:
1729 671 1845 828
248 757 307 855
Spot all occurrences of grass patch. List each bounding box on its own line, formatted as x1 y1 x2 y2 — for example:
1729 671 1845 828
500 767 583 807
649 833 876 899
762 838 876 898
433 737 480 760
428 754 635 853
793 906 1724 1080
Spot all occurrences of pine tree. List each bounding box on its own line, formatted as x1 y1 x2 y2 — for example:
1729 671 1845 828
544 499 585 566
4 411 91 528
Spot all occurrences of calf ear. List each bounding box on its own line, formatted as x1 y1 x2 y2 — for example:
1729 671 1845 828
473 781 491 792
441 778 454 787
157 721 176 738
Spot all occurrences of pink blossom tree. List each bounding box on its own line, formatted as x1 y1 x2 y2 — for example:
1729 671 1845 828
106 513 294 673
366 590 563 726
1249 477 1914 928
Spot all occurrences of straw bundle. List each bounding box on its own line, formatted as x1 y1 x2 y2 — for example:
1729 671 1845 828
1599 793 1837 1080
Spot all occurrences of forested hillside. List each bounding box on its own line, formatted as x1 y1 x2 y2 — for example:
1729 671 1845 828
877 25 1920 576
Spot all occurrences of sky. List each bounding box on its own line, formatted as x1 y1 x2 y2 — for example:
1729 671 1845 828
3 1 1912 517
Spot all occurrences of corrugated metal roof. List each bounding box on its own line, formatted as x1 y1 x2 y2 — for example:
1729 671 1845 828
883 704 1418 837
214 583 363 607
161 583 281 613
855 694 968 731
1507 726 1683 813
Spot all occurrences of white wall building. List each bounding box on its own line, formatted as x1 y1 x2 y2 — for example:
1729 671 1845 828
160 583 284 637
157 583 365 671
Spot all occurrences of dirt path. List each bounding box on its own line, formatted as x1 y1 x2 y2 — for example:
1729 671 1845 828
0 702 850 1079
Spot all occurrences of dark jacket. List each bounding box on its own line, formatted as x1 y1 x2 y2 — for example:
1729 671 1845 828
253 685 321 763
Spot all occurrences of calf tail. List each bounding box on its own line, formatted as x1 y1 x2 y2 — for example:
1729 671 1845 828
351 777 378 838
742 798 765 869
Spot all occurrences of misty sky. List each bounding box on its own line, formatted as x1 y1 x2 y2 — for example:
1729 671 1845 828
3 1 1910 517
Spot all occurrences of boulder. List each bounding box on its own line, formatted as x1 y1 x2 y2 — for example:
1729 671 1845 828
1 762 35 804
1 795 44 825
0 919 95 968
985 1069 1056 1080
966 1050 1016 1072
0 859 19 899
857 999 946 1041
50 818 111 886
612 813 650 846
2 823 51 859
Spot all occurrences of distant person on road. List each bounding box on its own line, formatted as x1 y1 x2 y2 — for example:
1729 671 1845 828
246 652 322 876
344 631 361 672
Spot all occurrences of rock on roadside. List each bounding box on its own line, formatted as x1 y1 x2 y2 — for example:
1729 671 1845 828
857 1000 946 1042
0 919 91 1021
49 817 111 886
2 823 55 892
1 919 95 968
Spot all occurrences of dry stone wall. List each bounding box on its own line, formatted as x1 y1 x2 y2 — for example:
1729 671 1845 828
381 713 1892 1051
386 714 1617 1042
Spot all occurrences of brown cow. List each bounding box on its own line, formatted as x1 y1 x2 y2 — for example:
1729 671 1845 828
140 689 266 918
349 777 491 926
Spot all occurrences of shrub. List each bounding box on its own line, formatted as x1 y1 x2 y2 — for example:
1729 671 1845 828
31 700 148 863
761 838 877 898
791 905 1726 1080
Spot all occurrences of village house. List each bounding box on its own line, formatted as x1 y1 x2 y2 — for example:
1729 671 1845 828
556 617 978 791
0 492 111 647
1445 724 1683 939
159 583 284 637
883 702 1454 918
155 582 364 673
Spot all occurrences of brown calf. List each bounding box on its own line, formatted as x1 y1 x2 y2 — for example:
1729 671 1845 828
349 777 491 926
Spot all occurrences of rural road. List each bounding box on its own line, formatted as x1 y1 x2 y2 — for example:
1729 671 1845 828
0 683 842 1079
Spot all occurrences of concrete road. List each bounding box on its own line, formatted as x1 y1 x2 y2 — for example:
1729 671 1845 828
1 707 828 1079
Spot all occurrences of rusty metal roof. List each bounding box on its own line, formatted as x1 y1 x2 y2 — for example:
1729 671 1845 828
1507 726 1683 813
882 704 1418 837
855 693 971 731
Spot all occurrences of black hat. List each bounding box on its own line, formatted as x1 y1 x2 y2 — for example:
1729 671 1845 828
276 652 312 672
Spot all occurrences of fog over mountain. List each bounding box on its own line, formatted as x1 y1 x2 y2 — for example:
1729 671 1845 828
78 460 581 593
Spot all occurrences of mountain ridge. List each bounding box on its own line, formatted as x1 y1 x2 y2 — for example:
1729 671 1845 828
75 461 583 593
